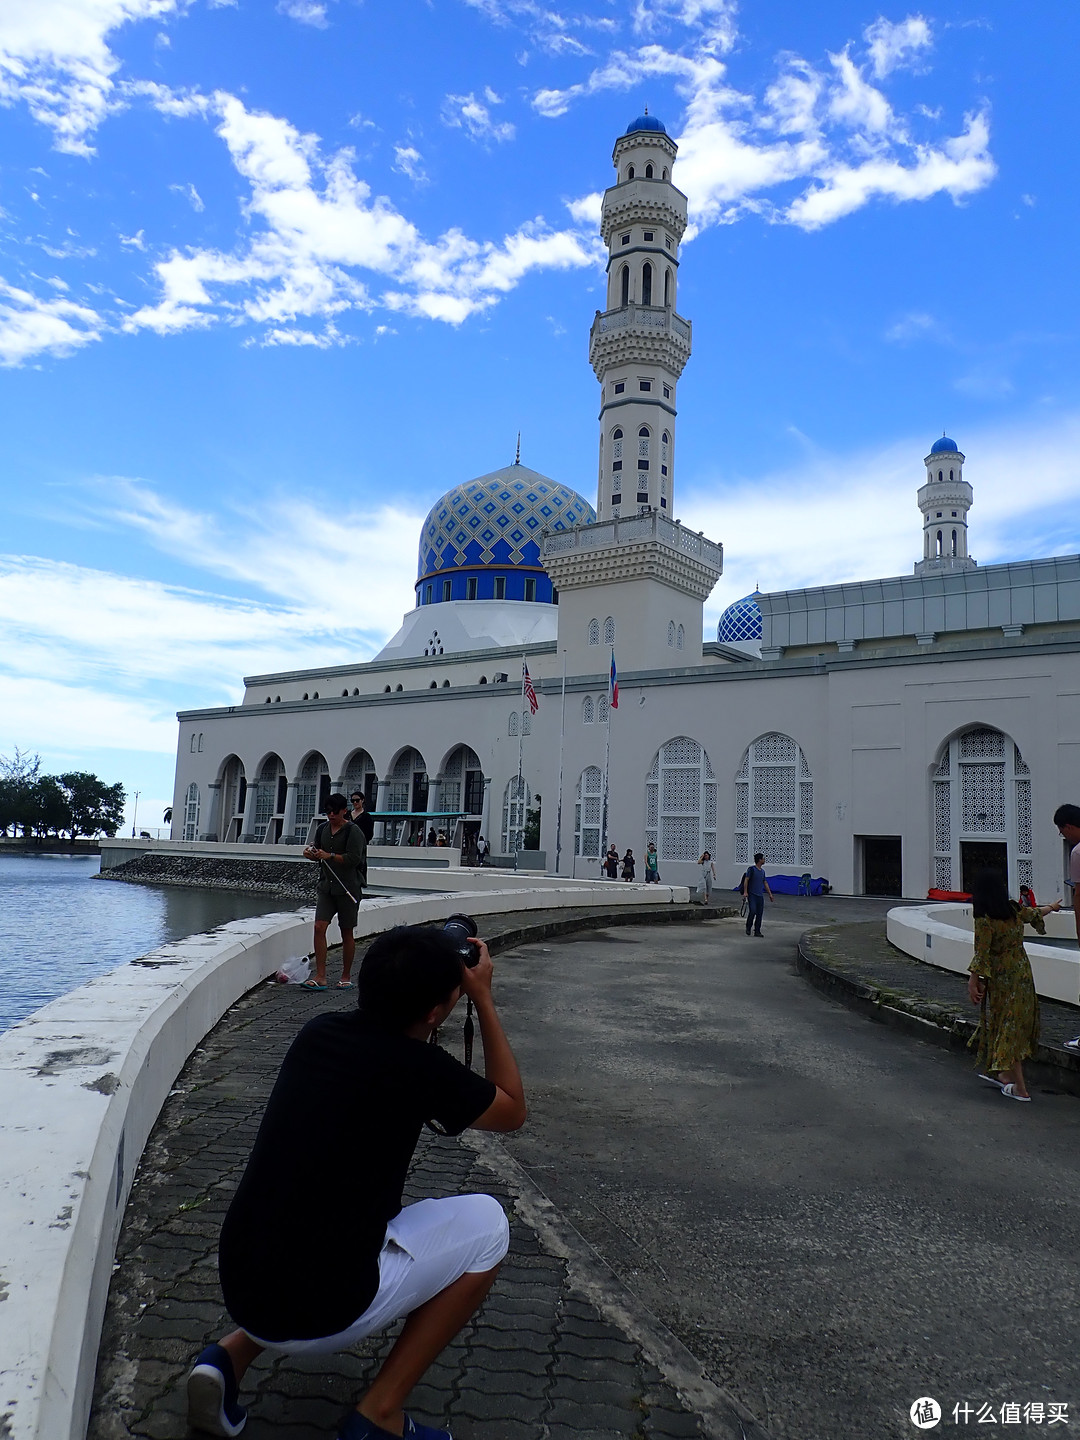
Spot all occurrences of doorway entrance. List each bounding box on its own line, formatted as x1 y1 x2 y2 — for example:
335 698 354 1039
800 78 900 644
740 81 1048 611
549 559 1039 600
860 836 902 896
961 840 1008 895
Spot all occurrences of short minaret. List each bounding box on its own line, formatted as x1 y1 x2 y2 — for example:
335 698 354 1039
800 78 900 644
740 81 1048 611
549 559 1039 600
589 114 691 522
915 435 976 574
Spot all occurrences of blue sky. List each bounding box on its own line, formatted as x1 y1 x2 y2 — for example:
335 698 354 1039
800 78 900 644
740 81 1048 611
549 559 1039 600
1 0 1077 827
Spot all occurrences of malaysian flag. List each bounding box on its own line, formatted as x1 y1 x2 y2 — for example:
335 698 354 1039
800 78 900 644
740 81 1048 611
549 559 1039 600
609 651 619 710
523 659 539 714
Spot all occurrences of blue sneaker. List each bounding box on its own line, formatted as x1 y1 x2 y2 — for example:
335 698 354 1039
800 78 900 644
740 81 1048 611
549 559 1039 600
187 1343 247 1437
338 1410 452 1439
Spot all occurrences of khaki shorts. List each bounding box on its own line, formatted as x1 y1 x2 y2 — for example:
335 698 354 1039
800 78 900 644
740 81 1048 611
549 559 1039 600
314 891 359 931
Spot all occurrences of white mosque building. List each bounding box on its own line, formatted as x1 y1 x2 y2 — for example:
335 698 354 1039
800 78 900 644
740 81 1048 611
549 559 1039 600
170 114 1080 901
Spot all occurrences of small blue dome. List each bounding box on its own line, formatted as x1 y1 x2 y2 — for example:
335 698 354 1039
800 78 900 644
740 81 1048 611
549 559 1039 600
625 114 667 135
930 435 959 454
718 591 763 645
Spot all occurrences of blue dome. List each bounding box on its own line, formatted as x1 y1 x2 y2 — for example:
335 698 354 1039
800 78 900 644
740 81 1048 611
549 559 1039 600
625 114 667 135
717 591 763 645
416 464 595 605
930 435 959 454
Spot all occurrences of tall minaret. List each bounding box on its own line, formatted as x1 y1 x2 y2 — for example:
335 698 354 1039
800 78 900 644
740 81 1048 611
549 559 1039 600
915 435 976 574
589 114 691 522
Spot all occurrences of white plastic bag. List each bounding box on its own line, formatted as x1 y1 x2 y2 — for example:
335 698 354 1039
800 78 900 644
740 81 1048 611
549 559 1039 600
275 954 312 985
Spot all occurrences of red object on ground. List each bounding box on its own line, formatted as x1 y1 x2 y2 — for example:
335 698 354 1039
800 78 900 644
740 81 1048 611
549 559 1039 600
927 888 971 902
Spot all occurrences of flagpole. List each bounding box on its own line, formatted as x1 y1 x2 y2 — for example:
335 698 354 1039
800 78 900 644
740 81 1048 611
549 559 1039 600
601 695 611 864
517 654 526 852
554 649 566 875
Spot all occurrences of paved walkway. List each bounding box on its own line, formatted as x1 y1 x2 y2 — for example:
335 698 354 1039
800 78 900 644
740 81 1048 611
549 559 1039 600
89 904 754 1440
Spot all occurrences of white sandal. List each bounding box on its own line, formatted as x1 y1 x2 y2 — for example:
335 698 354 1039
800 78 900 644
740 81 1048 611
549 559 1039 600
1000 1084 1031 1102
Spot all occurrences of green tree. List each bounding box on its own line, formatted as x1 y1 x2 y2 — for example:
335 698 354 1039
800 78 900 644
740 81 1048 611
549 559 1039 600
58 772 126 839
523 793 542 851
31 776 69 837
0 749 42 837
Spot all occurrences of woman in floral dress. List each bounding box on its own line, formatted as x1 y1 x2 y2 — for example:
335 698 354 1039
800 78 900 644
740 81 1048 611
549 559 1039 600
967 870 1060 1102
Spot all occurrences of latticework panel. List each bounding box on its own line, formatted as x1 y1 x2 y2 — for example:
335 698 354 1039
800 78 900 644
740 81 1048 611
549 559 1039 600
1014 746 1029 776
735 783 749 829
663 767 700 813
752 766 796 814
294 784 318 839
935 751 950 777
583 696 594 724
646 786 659 828
440 781 461 812
753 733 797 764
663 736 701 766
508 712 519 737
604 617 616 645
799 834 813 868
959 728 1005 759
935 856 952 889
934 781 951 852
961 763 1005 833
735 833 748 865
662 814 700 861
1018 858 1033 888
736 750 749 780
1016 780 1032 855
799 782 813 831
703 783 717 827
799 752 811 778
752 817 796 866
184 783 200 842
254 781 275 834
344 752 374 789
597 697 608 725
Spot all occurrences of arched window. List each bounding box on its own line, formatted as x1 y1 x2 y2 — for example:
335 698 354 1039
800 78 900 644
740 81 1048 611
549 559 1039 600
662 167 668 179
588 618 600 646
646 737 717 863
253 755 284 841
603 616 616 645
645 163 653 178
627 165 635 180
190 734 196 752
341 689 349 697
677 624 685 650
344 750 378 813
509 711 519 737
664 269 671 306
198 733 203 752
441 745 483 816
597 694 609 725
668 620 675 647
575 766 603 858
583 695 594 725
395 684 403 692
936 530 943 557
442 679 451 687
384 684 391 693
932 728 1032 893
638 429 650 470
612 428 623 470
641 261 652 306
734 734 813 869
184 782 200 841
389 747 427 813
950 469 954 480
429 680 438 689
502 776 530 854
938 469 943 482
294 752 329 842
951 529 958 556
620 265 629 306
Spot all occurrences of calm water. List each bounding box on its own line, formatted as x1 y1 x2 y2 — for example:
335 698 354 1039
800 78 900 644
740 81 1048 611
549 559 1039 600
0 854 283 1033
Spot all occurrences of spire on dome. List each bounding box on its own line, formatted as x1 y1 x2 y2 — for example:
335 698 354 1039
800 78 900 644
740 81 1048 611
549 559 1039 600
515 432 521 466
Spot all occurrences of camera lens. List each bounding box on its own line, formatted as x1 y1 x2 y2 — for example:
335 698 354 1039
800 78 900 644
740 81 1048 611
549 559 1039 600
444 913 479 965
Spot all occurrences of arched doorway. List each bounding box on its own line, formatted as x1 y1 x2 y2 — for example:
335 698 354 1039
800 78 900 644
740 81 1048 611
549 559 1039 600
254 754 285 843
931 727 1032 893
220 756 246 843
294 752 330 844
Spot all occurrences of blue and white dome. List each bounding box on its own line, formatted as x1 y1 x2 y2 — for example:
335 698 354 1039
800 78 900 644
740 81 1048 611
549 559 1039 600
625 114 667 135
930 435 960 454
416 463 595 607
717 590 763 645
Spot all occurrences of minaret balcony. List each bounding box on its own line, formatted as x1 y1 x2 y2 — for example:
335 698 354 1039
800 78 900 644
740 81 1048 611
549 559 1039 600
589 304 692 378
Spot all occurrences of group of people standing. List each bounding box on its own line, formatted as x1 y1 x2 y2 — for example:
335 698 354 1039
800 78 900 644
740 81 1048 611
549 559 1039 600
602 842 661 882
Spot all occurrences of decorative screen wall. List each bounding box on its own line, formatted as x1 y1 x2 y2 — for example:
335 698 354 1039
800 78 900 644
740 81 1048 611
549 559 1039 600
502 776 531 854
645 737 717 863
184 782 200 841
575 766 603 858
734 733 813 869
931 727 1031 892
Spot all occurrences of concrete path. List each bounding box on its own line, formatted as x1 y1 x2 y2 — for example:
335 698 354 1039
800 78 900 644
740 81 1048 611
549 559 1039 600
494 898 1080 1439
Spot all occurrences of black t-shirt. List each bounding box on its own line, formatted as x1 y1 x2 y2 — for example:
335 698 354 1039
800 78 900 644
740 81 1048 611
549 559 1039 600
314 819 365 897
351 809 375 843
219 1012 496 1341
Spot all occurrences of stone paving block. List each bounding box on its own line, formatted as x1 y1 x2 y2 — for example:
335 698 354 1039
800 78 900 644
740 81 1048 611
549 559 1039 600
643 1407 706 1436
454 1419 546 1440
545 1396 642 1428
466 1366 548 1399
559 1332 639 1362
461 1343 549 1376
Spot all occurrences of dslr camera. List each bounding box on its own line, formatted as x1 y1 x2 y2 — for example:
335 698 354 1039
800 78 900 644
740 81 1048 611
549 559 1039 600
443 913 479 966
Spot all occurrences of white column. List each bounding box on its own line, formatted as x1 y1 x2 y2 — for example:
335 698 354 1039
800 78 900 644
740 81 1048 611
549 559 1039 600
281 780 300 845
239 781 260 843
375 776 392 843
201 782 222 842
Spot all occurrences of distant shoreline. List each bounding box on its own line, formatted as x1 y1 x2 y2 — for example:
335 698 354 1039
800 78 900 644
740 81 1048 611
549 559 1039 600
0 839 102 855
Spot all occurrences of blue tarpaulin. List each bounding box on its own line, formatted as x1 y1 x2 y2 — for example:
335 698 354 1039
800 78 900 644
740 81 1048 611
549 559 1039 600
733 874 829 896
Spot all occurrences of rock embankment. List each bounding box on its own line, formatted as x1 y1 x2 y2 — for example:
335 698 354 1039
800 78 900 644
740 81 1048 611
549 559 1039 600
99 852 319 901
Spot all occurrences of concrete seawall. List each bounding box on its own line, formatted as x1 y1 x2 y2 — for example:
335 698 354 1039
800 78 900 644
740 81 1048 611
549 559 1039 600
0 879 688 1440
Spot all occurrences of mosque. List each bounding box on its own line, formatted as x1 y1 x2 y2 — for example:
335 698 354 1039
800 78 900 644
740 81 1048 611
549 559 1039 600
170 114 1080 900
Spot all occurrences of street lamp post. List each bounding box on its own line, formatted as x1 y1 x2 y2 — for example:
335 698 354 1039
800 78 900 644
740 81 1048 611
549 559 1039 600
131 790 141 839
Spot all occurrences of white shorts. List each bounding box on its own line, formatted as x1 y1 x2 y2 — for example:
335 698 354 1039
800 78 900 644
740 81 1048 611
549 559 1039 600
247 1193 509 1355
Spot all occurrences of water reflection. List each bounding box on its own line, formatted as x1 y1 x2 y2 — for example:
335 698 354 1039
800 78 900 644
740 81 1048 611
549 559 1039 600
0 854 283 1033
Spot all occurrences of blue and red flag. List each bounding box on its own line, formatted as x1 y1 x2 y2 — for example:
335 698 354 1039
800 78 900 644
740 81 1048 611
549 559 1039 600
523 659 539 714
609 651 619 710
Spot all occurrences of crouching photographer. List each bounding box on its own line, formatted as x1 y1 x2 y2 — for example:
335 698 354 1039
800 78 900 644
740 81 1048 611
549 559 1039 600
186 922 526 1440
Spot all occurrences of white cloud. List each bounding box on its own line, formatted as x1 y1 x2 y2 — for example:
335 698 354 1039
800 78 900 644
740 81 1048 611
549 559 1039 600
393 144 428 183
442 89 516 144
546 23 994 236
631 0 737 54
0 278 102 364
121 91 600 339
277 0 329 27
170 180 204 211
865 15 932 79
884 311 936 343
119 228 146 248
0 0 191 154
565 191 602 225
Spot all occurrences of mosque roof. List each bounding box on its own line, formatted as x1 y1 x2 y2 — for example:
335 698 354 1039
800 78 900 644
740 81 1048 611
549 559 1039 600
417 464 595 585
717 590 763 645
930 435 960 454
625 114 667 135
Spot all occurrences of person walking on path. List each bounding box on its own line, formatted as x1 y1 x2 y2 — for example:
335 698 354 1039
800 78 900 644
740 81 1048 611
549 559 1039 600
604 844 619 879
302 794 365 990
966 869 1061 1101
621 849 636 881
697 851 716 905
1053 805 1080 1052
644 841 660 883
741 853 774 936
475 835 489 867
185 926 526 1440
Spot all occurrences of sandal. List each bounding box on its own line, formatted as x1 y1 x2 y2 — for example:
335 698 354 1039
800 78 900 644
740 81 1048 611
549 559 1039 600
1000 1084 1031 1102
977 1073 1004 1089
300 978 327 991
335 979 354 989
